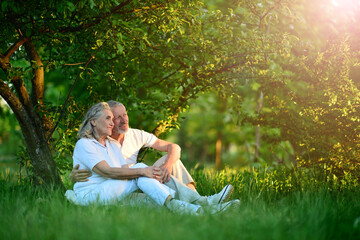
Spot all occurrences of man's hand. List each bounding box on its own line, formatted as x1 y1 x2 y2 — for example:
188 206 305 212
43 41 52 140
159 162 172 183
69 164 92 183
143 166 162 182
151 139 180 183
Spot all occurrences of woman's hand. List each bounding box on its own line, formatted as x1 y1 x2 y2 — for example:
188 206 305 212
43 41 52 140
143 166 162 182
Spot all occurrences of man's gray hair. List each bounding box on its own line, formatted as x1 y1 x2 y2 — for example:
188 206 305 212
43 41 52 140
78 102 111 139
107 100 125 109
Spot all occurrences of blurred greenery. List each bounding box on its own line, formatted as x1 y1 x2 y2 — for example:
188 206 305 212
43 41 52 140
0 100 22 158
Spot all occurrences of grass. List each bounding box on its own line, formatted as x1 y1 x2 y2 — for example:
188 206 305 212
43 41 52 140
1 165 360 240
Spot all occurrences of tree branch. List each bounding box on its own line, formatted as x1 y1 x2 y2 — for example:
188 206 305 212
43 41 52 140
259 0 282 30
24 40 44 106
145 65 183 87
111 0 132 13
0 54 9 74
46 44 104 142
0 37 30 73
4 37 30 59
58 0 132 33
57 2 168 33
0 78 26 124
11 75 33 111
63 62 87 66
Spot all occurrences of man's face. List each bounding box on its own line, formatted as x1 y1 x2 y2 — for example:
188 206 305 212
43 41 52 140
111 105 129 134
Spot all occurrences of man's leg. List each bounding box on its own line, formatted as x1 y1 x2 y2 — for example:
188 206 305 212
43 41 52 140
164 176 202 203
131 162 233 208
163 176 234 206
153 154 197 191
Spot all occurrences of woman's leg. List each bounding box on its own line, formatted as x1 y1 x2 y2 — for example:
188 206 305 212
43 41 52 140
131 163 175 206
130 163 201 214
131 162 229 206
98 178 140 204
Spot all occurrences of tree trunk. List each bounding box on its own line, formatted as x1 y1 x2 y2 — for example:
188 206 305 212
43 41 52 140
215 130 222 170
3 88 64 189
0 37 64 190
20 112 64 188
0 84 64 189
254 91 263 163
215 95 226 170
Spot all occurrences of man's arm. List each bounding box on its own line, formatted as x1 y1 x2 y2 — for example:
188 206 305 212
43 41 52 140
69 164 92 183
151 139 181 183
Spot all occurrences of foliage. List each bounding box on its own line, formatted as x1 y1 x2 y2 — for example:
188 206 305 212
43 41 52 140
256 37 360 178
1 0 294 182
193 166 360 201
2 0 360 184
0 100 22 157
169 91 295 169
196 0 360 178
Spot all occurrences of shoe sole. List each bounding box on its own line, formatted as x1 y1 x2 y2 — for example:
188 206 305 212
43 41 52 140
220 199 240 213
218 184 234 204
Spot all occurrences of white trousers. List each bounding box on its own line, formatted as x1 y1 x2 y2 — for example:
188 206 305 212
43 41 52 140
71 163 175 206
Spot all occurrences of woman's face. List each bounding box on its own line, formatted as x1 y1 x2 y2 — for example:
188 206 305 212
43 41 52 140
91 109 114 139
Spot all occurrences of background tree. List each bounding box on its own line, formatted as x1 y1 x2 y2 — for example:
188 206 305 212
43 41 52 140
167 0 360 178
244 0 360 178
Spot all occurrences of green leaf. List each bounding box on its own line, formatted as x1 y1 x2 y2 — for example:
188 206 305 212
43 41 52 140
96 39 103 47
89 0 96 9
117 43 123 54
251 82 261 91
67 1 75 12
1 1 8 12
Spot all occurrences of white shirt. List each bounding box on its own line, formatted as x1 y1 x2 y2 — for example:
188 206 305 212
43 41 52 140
121 128 158 165
73 137 127 192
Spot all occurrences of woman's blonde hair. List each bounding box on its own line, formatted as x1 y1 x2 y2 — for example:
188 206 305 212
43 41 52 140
78 102 111 139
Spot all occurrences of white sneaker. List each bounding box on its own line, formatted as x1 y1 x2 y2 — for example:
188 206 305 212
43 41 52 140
206 184 234 205
200 199 240 215
166 199 202 215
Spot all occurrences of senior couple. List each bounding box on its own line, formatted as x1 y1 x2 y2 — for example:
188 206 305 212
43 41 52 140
66 100 240 215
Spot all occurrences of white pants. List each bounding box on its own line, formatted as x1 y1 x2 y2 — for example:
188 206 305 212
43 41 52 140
71 163 175 206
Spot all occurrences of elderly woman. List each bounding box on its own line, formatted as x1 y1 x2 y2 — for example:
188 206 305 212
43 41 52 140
67 102 239 214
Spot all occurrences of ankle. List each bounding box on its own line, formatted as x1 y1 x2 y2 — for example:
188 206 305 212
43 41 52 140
164 195 173 206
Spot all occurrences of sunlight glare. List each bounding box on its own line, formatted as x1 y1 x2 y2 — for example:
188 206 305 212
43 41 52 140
331 0 360 10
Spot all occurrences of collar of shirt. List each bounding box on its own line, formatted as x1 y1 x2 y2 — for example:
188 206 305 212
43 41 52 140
90 136 112 148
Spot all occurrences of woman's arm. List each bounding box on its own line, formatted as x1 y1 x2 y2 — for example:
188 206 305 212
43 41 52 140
92 161 161 180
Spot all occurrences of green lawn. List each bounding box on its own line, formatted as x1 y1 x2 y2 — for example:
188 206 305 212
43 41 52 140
1 166 360 240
